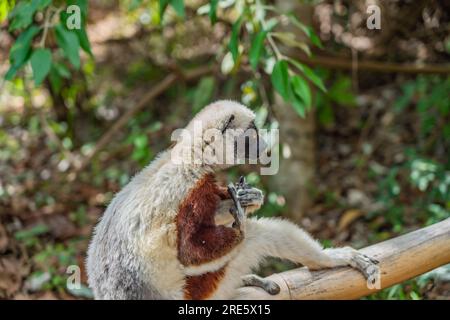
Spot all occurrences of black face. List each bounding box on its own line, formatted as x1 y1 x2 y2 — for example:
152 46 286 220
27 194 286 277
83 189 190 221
234 120 266 161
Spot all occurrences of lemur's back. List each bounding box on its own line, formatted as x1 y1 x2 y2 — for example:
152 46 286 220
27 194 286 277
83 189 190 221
86 200 161 299
86 151 208 299
87 151 173 299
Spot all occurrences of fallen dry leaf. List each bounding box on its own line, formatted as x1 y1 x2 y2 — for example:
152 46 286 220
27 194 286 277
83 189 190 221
338 209 364 232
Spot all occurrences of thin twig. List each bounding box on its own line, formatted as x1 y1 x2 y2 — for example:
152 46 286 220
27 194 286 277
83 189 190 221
39 6 63 48
39 7 51 48
267 33 285 61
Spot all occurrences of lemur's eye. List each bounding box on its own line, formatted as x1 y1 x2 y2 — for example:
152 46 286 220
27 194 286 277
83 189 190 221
221 114 235 134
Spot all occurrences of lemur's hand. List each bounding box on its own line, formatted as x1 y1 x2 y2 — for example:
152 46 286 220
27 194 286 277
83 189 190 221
235 176 264 209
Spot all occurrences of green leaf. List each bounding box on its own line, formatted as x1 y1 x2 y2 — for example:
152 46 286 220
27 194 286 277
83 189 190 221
264 18 279 31
249 30 266 70
53 62 71 78
229 16 242 62
291 75 312 110
303 26 323 48
8 1 38 31
170 0 185 18
5 25 40 80
15 224 49 240
76 27 93 56
60 1 92 56
290 93 306 118
159 0 184 19
0 0 14 23
271 32 311 56
328 76 355 106
445 38 450 54
72 0 88 16
317 100 334 126
128 0 143 10
287 13 323 48
30 48 52 85
35 0 52 10
9 25 40 65
55 24 80 69
289 59 326 92
49 68 62 93
209 0 218 24
4 65 19 80
271 60 290 100
159 0 170 19
394 82 415 111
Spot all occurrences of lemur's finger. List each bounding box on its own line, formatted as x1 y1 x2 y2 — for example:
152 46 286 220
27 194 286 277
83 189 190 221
228 183 245 224
367 255 380 265
229 207 240 228
237 193 262 201
237 189 262 197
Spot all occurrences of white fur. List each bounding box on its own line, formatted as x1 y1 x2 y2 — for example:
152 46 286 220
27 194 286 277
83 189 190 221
87 101 257 299
87 100 374 300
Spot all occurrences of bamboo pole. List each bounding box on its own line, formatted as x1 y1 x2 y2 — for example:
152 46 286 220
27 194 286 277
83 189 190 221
235 218 450 299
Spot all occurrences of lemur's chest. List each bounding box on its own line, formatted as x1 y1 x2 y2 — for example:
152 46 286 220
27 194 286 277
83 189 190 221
174 173 231 300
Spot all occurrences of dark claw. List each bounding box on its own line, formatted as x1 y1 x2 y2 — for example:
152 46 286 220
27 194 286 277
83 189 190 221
265 282 280 295
363 254 379 265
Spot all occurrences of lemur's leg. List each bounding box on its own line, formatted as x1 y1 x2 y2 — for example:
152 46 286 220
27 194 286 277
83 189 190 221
231 218 378 294
241 274 280 295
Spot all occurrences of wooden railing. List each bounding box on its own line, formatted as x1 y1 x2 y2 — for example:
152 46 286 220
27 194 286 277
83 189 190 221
235 218 450 299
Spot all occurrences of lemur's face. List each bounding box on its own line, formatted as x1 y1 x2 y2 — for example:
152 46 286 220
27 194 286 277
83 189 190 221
174 101 267 168
219 113 266 163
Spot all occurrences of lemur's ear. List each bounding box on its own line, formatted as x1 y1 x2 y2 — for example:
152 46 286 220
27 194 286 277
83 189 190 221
221 114 235 134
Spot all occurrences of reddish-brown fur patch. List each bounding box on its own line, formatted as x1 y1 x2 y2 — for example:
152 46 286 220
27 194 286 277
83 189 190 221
217 186 231 200
184 266 227 300
176 173 242 266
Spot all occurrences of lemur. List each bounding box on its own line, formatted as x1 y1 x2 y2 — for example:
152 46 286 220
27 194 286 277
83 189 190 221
86 100 378 300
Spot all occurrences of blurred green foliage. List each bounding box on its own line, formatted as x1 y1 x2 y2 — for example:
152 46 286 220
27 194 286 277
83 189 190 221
1 1 449 300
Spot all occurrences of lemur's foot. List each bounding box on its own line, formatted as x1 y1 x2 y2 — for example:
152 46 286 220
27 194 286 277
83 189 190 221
323 247 379 280
350 252 379 280
241 274 280 295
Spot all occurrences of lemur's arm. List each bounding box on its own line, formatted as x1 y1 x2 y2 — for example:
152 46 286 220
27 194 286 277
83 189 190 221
176 175 244 269
237 218 379 280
